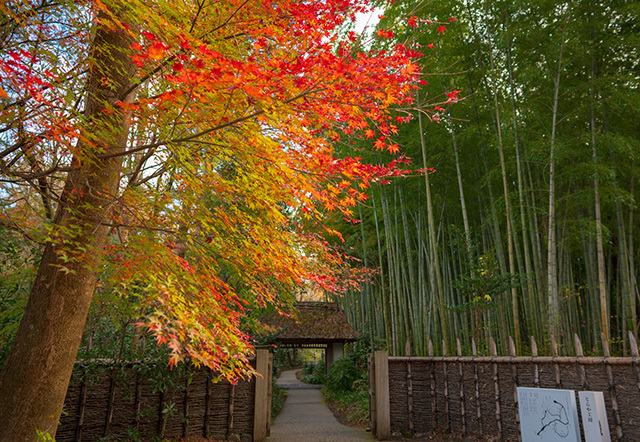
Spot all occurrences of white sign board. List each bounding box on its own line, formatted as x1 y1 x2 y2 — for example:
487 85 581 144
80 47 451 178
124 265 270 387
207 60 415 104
517 387 581 442
578 391 611 442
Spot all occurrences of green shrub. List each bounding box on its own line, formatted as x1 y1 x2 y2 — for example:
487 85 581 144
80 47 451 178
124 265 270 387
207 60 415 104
321 356 369 425
323 386 369 424
302 360 317 375
271 385 287 420
301 373 325 384
324 357 361 393
300 359 325 384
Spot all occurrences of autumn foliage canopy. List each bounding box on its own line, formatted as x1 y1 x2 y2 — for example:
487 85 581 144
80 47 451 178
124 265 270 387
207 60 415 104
1 0 423 379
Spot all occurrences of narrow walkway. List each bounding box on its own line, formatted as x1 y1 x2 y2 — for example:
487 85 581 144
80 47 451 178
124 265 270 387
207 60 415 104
268 369 373 442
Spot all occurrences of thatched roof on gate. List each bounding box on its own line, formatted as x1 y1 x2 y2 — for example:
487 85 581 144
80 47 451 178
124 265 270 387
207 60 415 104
260 302 360 345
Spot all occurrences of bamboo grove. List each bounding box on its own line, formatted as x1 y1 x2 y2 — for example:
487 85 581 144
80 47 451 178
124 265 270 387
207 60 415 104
334 0 640 357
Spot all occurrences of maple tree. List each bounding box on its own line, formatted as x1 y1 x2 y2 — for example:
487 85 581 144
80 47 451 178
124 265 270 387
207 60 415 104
0 0 425 437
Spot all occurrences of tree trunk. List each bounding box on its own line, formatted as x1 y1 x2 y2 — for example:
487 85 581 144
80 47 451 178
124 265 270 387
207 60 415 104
547 28 566 339
506 12 539 342
485 29 521 348
629 159 638 344
372 190 392 346
590 55 609 342
417 95 448 347
0 8 136 440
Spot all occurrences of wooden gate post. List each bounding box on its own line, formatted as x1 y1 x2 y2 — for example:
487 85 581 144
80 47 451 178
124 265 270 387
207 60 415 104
267 352 273 437
374 350 390 440
368 354 376 435
253 349 270 442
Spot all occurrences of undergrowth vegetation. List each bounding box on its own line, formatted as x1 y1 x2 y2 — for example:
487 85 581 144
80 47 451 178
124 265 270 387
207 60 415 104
296 340 377 426
322 357 369 425
300 359 326 384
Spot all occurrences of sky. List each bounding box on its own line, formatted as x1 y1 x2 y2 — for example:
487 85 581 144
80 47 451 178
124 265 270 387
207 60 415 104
353 6 382 35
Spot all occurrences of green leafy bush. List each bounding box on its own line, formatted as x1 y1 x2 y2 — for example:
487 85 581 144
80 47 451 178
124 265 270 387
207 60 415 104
271 385 288 420
323 386 370 425
324 357 360 393
321 356 369 425
300 359 325 384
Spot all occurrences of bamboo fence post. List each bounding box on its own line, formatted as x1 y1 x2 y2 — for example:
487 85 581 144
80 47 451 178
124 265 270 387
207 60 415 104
472 338 483 436
443 339 451 433
602 333 623 438
75 364 89 441
227 383 235 439
574 334 587 389
490 337 502 439
75 334 93 441
551 334 561 388
204 370 212 437
158 389 166 438
134 369 142 431
406 341 415 437
183 371 190 437
429 340 437 431
457 338 466 436
134 340 145 432
105 366 117 436
509 336 520 441
531 336 540 388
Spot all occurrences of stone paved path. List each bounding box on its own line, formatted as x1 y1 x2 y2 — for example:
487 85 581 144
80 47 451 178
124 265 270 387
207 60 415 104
267 369 373 442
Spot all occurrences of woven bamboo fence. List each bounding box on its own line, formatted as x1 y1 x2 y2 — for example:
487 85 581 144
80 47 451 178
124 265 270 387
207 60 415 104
56 350 272 442
370 332 640 441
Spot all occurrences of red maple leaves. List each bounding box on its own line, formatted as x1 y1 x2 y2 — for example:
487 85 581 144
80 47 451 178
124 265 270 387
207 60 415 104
0 0 457 377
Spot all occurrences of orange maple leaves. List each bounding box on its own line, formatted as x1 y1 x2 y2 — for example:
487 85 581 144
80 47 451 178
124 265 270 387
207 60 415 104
1 0 431 377
125 1 422 221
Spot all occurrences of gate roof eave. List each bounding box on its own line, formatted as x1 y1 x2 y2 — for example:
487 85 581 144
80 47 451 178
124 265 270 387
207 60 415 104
259 302 360 346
